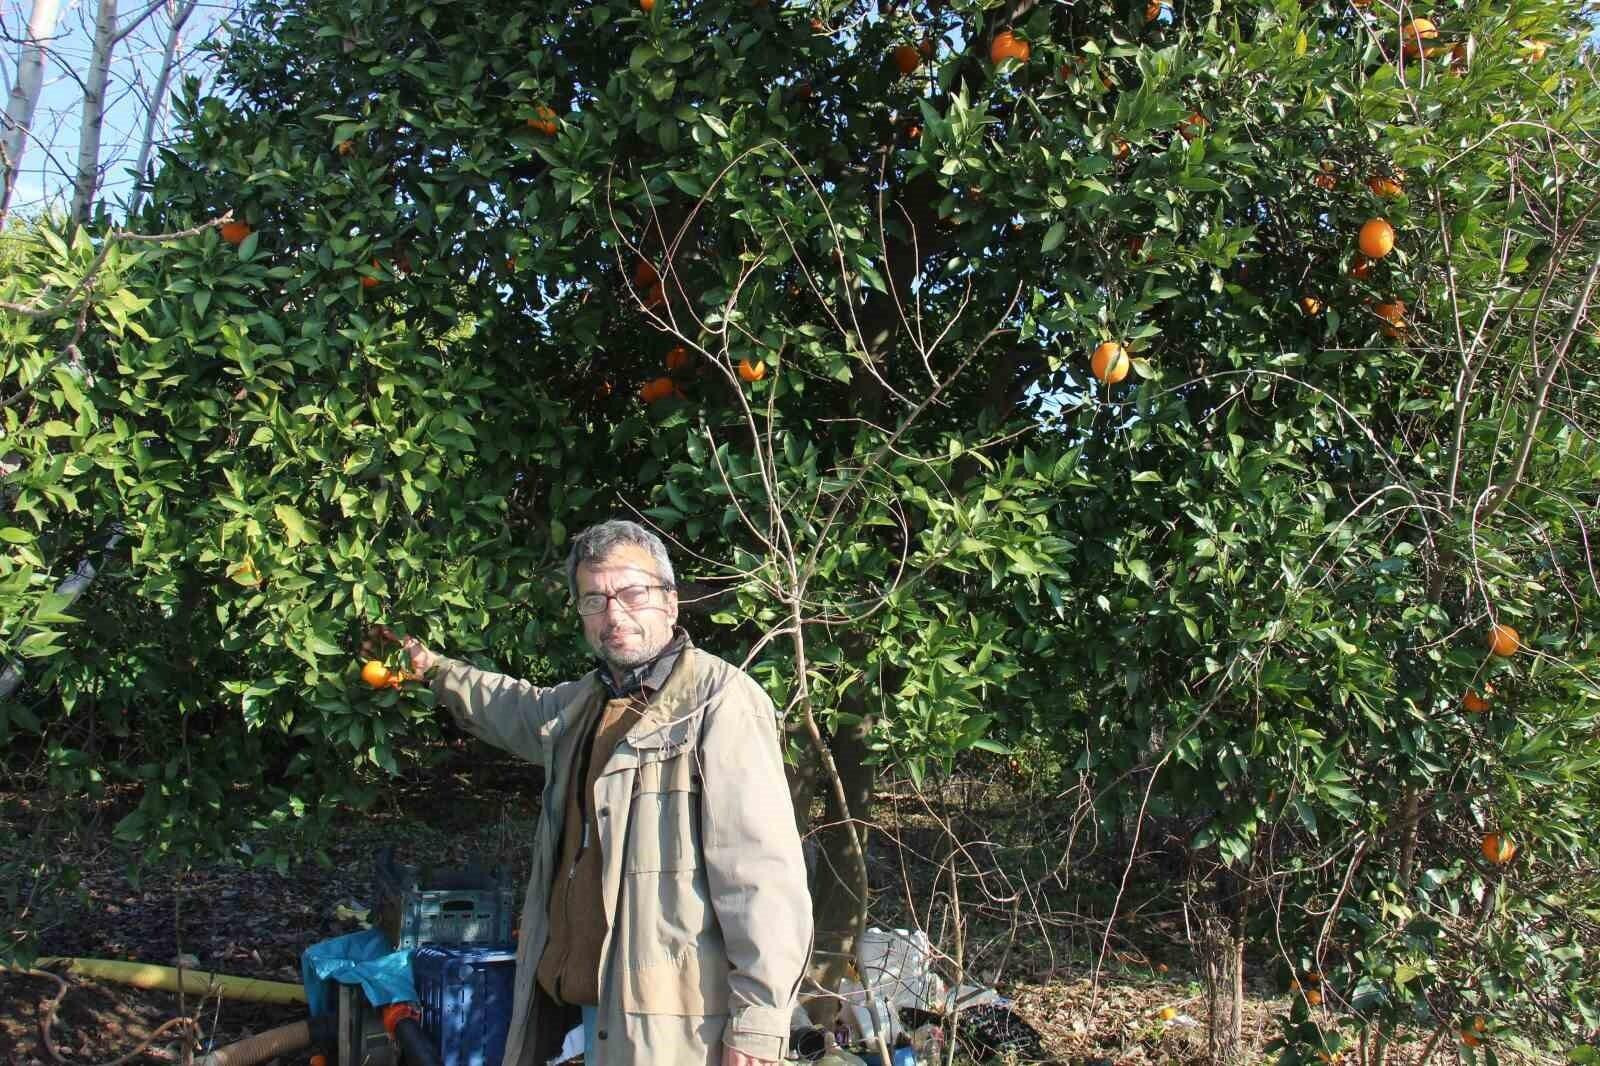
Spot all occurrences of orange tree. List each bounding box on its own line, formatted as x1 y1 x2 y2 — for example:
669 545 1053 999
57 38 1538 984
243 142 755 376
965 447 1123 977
3 0 1598 1054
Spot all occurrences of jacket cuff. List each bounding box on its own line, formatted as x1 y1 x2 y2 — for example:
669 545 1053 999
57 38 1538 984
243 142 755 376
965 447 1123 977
723 1004 791 1061
427 656 465 693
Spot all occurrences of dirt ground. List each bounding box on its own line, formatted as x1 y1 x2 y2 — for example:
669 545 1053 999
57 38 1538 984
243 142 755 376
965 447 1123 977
0 744 1449 1066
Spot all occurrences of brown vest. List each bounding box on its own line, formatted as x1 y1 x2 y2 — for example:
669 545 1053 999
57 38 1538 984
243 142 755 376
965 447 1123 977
535 693 647 1005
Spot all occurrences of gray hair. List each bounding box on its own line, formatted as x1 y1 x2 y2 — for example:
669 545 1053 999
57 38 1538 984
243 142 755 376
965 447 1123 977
565 519 677 598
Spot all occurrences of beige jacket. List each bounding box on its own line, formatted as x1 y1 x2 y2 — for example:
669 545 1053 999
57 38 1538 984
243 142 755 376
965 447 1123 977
431 646 812 1066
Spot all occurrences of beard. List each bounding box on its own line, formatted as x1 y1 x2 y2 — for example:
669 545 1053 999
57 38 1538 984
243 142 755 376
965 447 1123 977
595 623 670 671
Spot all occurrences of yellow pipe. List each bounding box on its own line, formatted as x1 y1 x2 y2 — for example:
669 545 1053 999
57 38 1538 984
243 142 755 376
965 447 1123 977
28 958 307 1005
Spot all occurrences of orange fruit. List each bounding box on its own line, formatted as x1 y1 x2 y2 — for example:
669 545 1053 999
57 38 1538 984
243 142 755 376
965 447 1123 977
1472 1018 1487 1034
1178 111 1207 142
1349 254 1373 279
1157 1006 1177 1021
1146 0 1167 19
737 358 766 382
665 345 692 372
1358 218 1396 259
633 260 659 288
989 30 1031 66
1460 1032 1481 1048
1314 174 1336 190
1462 689 1491 713
809 18 825 32
361 258 383 289
640 376 677 403
1305 988 1323 1006
1300 295 1323 316
1374 298 1406 337
1367 174 1403 199
905 123 921 141
1450 42 1468 74
528 105 559 136
595 380 614 399
1090 341 1130 385
336 139 355 156
639 0 655 11
1112 139 1131 161
1488 623 1519 657
1481 831 1516 865
220 220 252 246
892 44 921 76
1401 18 1438 59
361 660 392 688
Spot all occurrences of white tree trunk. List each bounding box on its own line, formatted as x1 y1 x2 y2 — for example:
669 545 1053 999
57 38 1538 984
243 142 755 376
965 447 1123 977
69 0 121 224
127 0 199 216
0 0 63 222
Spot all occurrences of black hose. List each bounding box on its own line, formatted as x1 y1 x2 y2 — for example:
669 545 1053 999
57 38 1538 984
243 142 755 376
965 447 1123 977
394 1016 444 1066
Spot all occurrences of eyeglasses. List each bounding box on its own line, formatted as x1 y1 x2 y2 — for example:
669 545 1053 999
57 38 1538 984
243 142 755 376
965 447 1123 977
574 584 674 616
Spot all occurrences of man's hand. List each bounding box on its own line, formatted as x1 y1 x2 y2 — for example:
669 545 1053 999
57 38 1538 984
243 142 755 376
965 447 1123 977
721 1046 778 1066
362 624 439 679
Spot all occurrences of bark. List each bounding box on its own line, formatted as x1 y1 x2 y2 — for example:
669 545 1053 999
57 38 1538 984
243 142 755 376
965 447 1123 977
1196 918 1245 1065
1193 864 1248 1066
69 0 121 224
126 0 199 217
804 710 877 1013
1395 789 1421 889
0 0 63 224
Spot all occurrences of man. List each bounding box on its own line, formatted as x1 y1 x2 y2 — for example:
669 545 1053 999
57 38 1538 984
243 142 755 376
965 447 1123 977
369 519 811 1066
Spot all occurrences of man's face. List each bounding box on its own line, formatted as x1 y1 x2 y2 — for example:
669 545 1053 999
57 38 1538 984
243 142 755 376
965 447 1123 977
576 543 680 673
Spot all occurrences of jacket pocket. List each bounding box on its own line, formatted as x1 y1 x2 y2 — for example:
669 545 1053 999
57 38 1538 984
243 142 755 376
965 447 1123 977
625 751 703 874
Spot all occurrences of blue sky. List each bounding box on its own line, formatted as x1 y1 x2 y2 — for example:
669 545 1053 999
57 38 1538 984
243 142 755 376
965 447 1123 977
2 0 236 215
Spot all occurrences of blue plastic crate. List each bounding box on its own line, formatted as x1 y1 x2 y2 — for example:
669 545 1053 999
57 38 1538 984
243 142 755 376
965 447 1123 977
413 944 517 1066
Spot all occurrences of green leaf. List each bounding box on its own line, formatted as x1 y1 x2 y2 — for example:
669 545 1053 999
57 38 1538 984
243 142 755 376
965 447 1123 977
1041 222 1067 253
274 504 316 546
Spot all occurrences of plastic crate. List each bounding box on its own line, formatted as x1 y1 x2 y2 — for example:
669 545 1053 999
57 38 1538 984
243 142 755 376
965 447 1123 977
375 848 515 950
413 945 518 1066
385 887 515 951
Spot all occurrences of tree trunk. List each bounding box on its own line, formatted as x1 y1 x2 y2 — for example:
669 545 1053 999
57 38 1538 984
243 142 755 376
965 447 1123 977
1192 862 1248 1066
127 0 200 217
804 712 877 1014
69 0 120 224
1195 909 1245 1065
0 0 62 223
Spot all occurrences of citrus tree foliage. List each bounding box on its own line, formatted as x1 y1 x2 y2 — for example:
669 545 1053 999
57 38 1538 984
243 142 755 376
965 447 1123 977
3 0 1599 1051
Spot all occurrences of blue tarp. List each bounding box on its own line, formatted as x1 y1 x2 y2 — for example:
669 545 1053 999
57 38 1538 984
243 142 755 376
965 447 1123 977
300 928 417 1016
